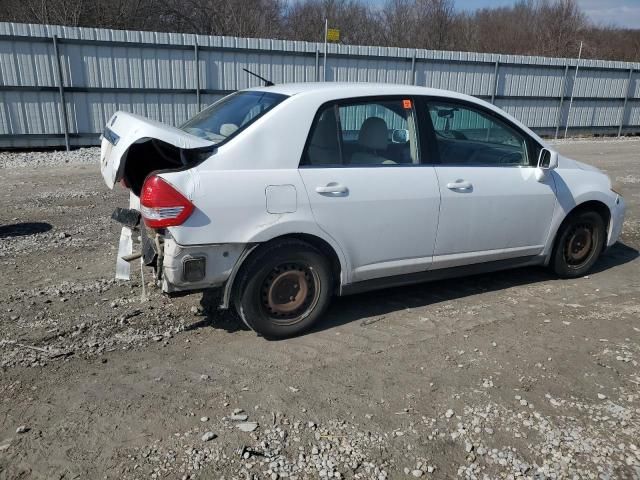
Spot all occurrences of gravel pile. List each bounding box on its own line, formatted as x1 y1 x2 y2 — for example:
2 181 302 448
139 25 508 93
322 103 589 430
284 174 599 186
0 147 100 169
121 412 393 479
117 376 640 479
0 279 194 368
448 393 640 479
1 225 97 258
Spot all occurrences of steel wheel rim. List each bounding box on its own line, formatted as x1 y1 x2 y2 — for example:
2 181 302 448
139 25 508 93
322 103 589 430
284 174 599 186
260 263 320 326
564 223 596 267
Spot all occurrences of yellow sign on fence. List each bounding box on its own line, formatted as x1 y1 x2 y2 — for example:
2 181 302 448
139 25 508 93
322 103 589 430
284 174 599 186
326 28 340 42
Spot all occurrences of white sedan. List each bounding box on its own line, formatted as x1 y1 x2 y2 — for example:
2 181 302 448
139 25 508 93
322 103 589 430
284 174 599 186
100 83 625 339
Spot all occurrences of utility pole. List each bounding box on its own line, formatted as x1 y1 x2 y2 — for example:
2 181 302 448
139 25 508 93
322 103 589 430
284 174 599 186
323 18 328 82
564 41 583 139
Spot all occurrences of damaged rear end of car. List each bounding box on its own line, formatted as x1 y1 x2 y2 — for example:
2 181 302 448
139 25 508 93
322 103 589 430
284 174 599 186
101 110 217 292
100 90 289 300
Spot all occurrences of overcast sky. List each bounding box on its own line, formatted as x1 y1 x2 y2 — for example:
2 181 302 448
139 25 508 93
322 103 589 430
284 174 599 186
327 0 640 29
454 0 640 28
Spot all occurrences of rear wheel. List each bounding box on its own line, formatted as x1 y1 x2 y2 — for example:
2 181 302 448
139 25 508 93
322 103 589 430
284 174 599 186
234 240 333 339
551 210 605 278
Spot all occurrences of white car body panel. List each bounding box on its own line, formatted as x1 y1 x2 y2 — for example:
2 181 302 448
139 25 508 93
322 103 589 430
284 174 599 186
160 167 352 285
98 82 626 300
432 165 557 267
542 155 624 255
298 166 440 282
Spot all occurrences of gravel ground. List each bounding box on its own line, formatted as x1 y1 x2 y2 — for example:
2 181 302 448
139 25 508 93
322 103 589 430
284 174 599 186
0 140 639 479
550 136 640 145
0 147 100 169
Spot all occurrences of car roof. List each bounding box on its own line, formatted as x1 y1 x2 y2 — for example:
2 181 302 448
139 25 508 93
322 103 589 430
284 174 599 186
247 82 547 147
249 82 474 101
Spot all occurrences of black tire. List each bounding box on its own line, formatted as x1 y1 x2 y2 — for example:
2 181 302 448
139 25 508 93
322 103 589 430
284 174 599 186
551 210 605 278
233 240 333 339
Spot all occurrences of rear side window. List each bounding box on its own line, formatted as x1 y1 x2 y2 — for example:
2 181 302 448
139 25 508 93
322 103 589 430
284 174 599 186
301 98 419 167
427 101 529 166
181 91 287 144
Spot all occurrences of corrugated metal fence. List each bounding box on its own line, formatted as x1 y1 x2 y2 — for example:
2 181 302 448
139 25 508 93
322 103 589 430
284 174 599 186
1 21 639 149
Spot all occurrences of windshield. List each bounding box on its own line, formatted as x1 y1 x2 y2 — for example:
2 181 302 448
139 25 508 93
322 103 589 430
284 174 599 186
181 91 287 143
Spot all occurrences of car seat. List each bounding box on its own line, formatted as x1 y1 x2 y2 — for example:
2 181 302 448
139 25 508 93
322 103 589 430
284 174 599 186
350 117 396 165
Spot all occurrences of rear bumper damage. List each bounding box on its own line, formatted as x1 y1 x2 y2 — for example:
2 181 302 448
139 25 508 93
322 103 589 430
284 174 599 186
161 238 246 294
112 206 247 303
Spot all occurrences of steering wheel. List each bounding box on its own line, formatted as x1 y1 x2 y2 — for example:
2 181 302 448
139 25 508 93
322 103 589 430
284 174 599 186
450 130 468 140
496 151 523 165
437 130 467 140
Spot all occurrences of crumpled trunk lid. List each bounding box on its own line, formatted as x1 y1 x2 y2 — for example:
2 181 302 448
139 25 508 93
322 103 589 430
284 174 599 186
100 111 215 189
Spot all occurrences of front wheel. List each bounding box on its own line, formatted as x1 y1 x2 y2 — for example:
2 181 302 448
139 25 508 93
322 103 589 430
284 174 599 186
551 210 605 278
234 240 333 339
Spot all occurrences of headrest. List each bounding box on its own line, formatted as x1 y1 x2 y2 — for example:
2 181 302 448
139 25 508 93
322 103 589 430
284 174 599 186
220 123 239 137
358 117 388 150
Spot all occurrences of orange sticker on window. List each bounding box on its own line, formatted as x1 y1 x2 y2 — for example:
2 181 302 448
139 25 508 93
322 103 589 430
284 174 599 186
402 99 412 109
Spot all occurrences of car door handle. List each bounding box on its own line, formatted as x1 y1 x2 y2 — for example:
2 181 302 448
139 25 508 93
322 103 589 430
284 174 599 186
446 180 473 190
315 183 348 195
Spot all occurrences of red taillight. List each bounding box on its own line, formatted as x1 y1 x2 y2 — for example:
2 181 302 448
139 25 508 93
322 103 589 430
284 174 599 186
140 175 194 228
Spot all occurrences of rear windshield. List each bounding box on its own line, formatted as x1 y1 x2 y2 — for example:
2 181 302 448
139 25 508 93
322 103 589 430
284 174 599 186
181 91 287 143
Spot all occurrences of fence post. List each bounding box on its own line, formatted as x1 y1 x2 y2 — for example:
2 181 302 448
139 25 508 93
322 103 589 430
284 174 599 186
564 61 579 138
555 64 569 139
564 42 583 138
194 41 201 111
323 19 328 82
618 68 634 137
490 58 500 104
315 48 319 82
52 35 70 151
410 50 416 85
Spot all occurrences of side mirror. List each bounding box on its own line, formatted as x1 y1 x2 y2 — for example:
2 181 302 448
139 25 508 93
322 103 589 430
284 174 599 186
391 129 409 143
537 148 558 170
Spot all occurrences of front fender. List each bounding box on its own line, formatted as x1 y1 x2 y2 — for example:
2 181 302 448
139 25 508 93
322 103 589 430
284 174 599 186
542 169 618 259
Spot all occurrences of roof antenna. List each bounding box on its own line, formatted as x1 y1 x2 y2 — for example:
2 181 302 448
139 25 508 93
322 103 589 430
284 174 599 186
243 68 274 87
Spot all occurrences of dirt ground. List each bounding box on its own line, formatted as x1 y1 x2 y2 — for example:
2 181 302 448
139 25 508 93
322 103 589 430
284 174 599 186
1 139 639 480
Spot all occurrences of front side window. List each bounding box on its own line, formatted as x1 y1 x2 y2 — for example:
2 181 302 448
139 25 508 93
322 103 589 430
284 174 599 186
181 91 287 143
427 101 529 166
302 98 419 166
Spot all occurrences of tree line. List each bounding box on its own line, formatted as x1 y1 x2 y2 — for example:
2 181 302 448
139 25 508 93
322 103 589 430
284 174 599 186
1 0 638 62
